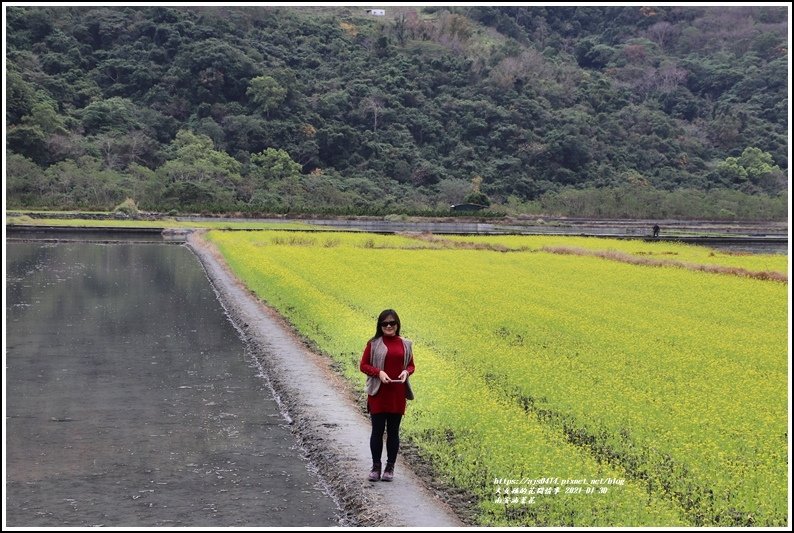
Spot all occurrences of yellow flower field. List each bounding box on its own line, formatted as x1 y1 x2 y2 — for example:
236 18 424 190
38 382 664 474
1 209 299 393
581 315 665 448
437 234 788 274
207 230 788 526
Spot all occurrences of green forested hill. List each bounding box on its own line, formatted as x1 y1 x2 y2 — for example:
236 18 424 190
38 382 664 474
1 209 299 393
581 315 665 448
4 5 789 218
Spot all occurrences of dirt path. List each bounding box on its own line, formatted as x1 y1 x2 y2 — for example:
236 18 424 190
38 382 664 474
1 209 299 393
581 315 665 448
186 232 464 527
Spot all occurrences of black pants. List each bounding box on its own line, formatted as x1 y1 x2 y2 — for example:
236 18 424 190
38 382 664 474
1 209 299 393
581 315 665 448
370 413 402 465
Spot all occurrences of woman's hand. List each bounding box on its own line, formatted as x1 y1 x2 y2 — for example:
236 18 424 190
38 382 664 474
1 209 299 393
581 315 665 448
378 370 391 383
397 370 409 382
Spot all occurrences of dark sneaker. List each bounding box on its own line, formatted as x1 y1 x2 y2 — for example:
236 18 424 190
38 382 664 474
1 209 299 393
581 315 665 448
368 463 382 482
381 462 394 482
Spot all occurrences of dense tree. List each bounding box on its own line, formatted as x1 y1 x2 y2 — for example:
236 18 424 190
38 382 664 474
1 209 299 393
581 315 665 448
4 5 788 219
713 147 786 194
6 153 48 205
149 129 242 210
249 147 301 185
6 70 37 123
246 75 287 118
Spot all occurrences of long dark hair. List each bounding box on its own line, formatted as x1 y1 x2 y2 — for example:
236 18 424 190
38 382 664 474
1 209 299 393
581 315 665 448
371 309 401 341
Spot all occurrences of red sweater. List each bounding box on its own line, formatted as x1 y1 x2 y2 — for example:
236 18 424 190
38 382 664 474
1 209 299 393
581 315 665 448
360 335 415 415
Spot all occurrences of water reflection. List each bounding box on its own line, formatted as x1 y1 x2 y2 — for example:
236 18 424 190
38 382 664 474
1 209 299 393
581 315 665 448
5 242 339 527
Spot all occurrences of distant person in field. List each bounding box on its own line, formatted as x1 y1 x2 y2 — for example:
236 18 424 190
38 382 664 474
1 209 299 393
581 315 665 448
653 224 660 238
359 309 415 482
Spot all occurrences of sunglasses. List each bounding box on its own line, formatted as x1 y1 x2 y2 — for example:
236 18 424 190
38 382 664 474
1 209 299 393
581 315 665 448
380 320 398 328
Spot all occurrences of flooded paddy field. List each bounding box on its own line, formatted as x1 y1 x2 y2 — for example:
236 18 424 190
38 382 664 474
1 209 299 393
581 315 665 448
5 241 340 527
7 216 788 255
178 216 789 255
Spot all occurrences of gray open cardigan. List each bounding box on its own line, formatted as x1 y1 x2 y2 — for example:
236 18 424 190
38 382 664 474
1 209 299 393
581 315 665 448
365 336 415 400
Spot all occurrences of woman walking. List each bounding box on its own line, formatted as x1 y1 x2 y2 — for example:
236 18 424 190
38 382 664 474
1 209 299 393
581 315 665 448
359 309 415 481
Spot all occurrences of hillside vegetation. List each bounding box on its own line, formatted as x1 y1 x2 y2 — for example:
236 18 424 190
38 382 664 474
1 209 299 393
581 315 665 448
5 6 789 218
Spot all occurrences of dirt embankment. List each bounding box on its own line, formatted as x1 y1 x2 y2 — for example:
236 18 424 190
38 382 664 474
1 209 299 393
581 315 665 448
186 231 464 527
